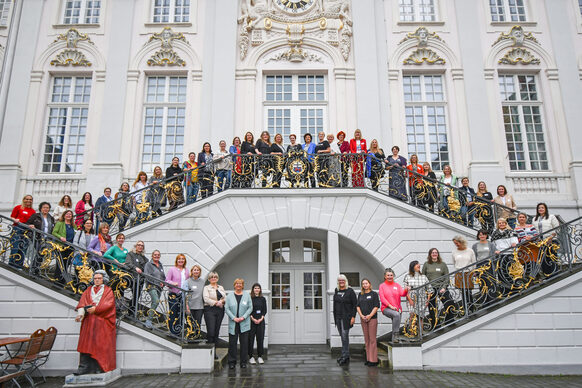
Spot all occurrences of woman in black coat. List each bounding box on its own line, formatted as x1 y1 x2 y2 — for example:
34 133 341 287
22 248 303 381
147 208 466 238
333 274 357 365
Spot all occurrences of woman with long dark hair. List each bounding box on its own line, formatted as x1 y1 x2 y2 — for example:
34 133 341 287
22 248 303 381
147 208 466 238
357 278 379 366
241 132 259 188
423 248 454 327
198 142 214 198
248 283 267 365
75 192 94 228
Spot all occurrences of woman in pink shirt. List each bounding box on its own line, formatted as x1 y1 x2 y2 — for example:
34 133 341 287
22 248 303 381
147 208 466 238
165 254 190 336
379 268 411 343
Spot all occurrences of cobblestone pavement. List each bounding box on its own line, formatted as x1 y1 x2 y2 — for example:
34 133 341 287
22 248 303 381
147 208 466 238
42 345 582 388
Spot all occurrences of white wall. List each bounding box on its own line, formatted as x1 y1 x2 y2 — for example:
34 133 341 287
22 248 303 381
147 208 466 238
0 267 183 376
422 270 582 374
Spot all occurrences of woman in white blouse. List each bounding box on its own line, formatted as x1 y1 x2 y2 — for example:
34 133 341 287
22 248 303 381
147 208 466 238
452 235 476 310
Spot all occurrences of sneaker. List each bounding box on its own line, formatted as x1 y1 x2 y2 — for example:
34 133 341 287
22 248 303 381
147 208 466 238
249 357 256 365
257 357 264 364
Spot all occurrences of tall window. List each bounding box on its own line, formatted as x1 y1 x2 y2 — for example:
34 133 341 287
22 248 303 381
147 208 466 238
264 74 326 144
42 77 92 173
489 0 526 22
141 76 186 172
499 75 548 171
152 0 190 23
403 75 449 171
399 0 437 22
0 0 11 26
63 0 101 24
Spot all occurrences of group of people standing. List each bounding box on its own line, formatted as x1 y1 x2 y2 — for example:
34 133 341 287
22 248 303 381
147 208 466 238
141 253 267 369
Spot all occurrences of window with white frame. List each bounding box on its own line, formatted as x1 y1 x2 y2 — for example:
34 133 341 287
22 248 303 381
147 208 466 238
403 74 450 171
399 0 437 22
264 74 327 144
489 0 527 22
579 0 582 15
0 0 11 26
63 0 101 24
498 75 548 171
141 76 186 173
152 0 190 23
42 76 92 173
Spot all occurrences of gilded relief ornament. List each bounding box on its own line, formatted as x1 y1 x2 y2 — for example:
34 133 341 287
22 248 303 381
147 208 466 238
493 25 538 47
237 0 353 62
54 28 93 48
403 47 445 65
50 50 92 66
50 28 93 67
399 26 443 47
498 47 540 65
146 27 189 66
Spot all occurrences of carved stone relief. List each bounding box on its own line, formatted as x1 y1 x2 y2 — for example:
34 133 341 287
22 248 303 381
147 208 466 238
493 25 538 47
238 0 352 63
398 27 446 66
403 48 445 65
494 26 541 66
50 28 93 67
146 27 189 66
499 48 540 65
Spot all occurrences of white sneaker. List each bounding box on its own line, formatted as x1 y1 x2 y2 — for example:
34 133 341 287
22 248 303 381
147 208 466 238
249 357 256 365
257 357 264 364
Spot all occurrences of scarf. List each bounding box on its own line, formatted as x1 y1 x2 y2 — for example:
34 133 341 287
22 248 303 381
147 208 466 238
91 285 104 306
99 233 111 253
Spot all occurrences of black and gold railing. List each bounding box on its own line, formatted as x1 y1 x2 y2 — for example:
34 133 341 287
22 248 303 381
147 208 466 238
399 216 581 342
77 152 523 235
0 214 200 343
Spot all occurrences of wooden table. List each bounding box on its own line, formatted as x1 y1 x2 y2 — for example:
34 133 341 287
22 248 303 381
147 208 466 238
0 336 30 371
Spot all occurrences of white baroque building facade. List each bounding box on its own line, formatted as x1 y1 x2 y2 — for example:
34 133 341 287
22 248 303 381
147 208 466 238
0 0 582 371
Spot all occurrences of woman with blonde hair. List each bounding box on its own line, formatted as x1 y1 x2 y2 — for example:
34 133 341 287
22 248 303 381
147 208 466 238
349 129 367 187
452 235 476 309
186 264 205 334
203 271 226 344
225 278 253 369
165 254 189 336
333 274 357 365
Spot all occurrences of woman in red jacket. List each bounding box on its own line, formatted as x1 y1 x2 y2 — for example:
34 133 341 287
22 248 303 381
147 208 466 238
9 195 35 268
349 129 367 187
75 192 94 228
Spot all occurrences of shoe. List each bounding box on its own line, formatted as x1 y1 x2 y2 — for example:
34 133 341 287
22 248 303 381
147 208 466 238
338 358 350 366
336 356 343 363
240 363 247 369
364 361 370 366
257 357 264 364
228 364 235 370
367 361 379 367
249 357 256 365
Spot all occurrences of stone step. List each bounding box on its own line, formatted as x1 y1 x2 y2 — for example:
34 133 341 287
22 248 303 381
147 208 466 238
214 347 228 371
377 348 390 369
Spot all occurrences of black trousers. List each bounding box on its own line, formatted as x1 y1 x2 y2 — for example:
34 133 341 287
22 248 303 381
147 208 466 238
190 309 204 333
228 324 249 366
248 320 265 357
203 306 224 343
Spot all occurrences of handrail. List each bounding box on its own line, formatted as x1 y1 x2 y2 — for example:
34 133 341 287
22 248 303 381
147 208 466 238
0 214 199 343
398 215 582 342
71 151 527 236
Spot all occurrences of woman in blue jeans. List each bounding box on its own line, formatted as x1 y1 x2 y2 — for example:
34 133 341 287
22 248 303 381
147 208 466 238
333 274 357 365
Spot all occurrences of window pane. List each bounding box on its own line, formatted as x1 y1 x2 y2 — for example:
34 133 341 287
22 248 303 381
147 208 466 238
0 0 12 26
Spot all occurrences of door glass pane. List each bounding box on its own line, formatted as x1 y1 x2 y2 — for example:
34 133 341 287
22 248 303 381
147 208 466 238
271 272 291 310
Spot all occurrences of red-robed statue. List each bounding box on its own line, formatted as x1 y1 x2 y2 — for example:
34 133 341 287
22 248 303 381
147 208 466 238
74 270 116 375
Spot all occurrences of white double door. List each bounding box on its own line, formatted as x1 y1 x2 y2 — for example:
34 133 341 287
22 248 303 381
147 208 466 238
269 267 327 344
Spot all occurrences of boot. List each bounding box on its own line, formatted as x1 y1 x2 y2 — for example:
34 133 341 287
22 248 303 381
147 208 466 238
74 353 91 375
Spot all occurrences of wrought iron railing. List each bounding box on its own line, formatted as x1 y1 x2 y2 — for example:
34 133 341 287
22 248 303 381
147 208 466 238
0 214 200 343
399 216 582 342
76 152 521 235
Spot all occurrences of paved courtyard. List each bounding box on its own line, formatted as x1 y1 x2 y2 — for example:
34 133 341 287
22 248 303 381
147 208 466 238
43 345 582 387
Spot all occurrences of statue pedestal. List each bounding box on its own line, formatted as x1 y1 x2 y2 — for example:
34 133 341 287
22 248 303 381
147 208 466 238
63 368 121 387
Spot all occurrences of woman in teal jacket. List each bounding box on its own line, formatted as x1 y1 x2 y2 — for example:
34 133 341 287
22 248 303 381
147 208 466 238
225 278 253 369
